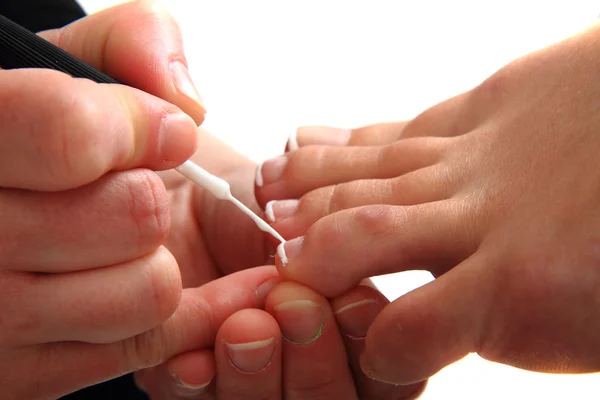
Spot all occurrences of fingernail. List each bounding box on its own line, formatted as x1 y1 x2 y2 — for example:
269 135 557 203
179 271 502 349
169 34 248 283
171 374 211 397
294 126 351 147
334 299 380 339
360 353 391 384
159 112 198 162
255 278 281 305
274 299 324 344
265 199 299 222
170 61 205 110
255 156 288 187
276 236 303 267
226 338 276 373
287 130 299 152
255 163 264 187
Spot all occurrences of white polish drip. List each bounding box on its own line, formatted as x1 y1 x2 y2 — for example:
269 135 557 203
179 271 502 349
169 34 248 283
175 160 285 243
255 163 264 187
288 130 299 152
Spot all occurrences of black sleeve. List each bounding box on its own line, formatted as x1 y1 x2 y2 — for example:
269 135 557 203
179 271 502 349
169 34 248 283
0 0 86 32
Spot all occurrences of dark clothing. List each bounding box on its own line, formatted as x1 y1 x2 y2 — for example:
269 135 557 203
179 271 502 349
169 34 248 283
0 0 85 32
0 1 148 399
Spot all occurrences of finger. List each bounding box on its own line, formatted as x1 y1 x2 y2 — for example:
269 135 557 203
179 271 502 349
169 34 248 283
255 137 447 206
215 309 282 400
1 246 181 346
286 122 409 151
266 166 450 239
276 200 477 297
399 92 474 139
360 256 490 385
0 69 198 191
38 0 205 124
3 266 279 400
142 290 283 399
265 281 358 400
136 350 216 399
2 169 171 272
331 285 427 399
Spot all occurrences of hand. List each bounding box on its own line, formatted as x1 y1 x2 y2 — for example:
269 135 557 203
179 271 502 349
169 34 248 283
0 1 233 398
155 127 271 289
255 22 600 384
136 281 426 399
44 2 270 289
7 261 281 400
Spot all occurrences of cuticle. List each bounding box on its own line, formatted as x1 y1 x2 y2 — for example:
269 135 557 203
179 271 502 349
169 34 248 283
227 338 278 375
281 311 325 345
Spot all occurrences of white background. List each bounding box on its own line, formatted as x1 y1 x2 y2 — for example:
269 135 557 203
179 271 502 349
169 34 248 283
79 1 600 398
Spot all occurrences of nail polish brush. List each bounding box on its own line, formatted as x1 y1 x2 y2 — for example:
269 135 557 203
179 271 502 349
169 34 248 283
175 160 285 242
0 14 286 244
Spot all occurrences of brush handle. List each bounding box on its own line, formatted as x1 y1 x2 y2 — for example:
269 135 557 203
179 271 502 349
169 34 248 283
0 13 118 84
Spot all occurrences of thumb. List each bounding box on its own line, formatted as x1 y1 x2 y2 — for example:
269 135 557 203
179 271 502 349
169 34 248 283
360 256 490 385
39 0 206 124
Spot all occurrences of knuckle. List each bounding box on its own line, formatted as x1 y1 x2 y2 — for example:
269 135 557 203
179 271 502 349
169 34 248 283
144 248 182 323
323 181 370 214
290 146 327 180
0 273 38 347
82 249 180 342
122 170 170 252
350 205 398 237
43 83 108 183
324 184 342 215
121 325 169 370
377 142 399 166
119 249 180 371
471 65 512 108
301 185 334 214
310 212 346 250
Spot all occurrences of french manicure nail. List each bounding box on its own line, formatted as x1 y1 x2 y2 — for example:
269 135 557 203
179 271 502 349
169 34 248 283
334 299 380 338
255 163 264 187
277 236 303 267
265 199 299 222
159 112 197 162
256 156 288 187
170 61 205 110
274 300 324 344
287 130 299 152
226 338 276 373
295 126 351 147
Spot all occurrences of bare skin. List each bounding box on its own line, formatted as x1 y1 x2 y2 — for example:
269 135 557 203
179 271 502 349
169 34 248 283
139 282 426 400
255 21 600 385
0 2 423 398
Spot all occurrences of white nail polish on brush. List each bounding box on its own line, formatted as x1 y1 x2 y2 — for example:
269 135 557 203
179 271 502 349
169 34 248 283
276 242 288 266
175 160 286 244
